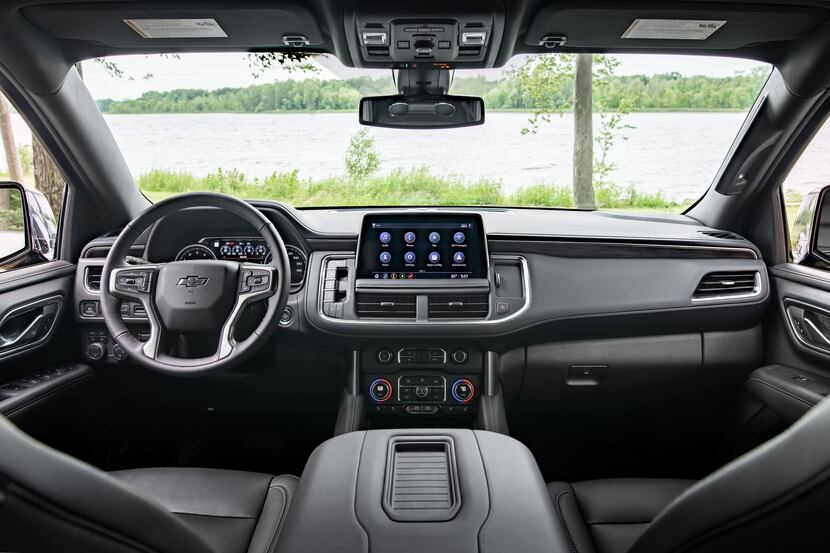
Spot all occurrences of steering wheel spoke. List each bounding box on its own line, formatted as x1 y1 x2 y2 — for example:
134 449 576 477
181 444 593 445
109 263 165 360
218 263 280 358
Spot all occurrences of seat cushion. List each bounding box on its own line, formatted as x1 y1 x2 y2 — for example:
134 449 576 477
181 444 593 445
548 478 693 553
111 467 297 553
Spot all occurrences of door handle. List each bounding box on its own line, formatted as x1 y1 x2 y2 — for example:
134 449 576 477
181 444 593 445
786 300 830 355
0 296 62 357
0 313 46 349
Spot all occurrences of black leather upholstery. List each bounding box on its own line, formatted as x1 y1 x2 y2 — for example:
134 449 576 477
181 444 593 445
548 479 693 553
112 468 297 553
0 416 296 553
549 395 830 553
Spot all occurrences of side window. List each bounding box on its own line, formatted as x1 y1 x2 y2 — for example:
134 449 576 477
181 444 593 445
0 89 65 263
782 119 830 259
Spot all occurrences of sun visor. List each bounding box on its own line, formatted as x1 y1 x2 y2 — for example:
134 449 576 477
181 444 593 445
22 2 326 49
524 3 827 50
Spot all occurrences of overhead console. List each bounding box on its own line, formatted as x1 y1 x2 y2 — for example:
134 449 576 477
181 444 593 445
344 0 505 68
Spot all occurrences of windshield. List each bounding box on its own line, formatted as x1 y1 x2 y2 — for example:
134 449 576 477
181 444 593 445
80 53 771 212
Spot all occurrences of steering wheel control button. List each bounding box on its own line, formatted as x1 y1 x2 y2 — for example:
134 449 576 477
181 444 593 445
451 349 469 364
369 378 393 403
451 379 475 403
242 268 272 293
376 349 394 364
115 270 153 293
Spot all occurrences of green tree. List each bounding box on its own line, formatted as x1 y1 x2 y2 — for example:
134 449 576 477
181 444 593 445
345 129 380 180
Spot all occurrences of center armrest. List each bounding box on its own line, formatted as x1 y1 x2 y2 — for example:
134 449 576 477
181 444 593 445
276 428 571 553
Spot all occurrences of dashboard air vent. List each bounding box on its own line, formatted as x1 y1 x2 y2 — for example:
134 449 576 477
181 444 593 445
355 294 416 318
698 230 744 240
428 294 489 319
86 266 103 291
693 271 758 300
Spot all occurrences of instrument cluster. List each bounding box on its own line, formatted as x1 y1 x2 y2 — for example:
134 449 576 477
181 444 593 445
175 237 307 289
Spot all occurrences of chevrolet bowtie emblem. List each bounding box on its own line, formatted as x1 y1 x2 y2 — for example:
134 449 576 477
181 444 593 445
177 275 209 287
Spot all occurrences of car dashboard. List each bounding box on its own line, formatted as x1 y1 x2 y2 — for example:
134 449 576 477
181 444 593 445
72 202 769 430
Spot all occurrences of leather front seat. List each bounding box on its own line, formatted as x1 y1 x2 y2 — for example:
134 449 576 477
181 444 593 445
548 394 830 553
0 416 296 553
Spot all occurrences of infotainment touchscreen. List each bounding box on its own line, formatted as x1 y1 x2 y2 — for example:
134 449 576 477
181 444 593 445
357 214 488 280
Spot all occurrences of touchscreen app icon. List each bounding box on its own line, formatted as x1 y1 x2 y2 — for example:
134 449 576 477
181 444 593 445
453 231 466 244
453 252 466 263
429 232 441 244
404 251 416 263
379 231 391 244
404 231 416 243
379 251 392 263
428 251 441 263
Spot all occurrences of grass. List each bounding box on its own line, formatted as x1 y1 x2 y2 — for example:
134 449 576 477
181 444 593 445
138 167 689 212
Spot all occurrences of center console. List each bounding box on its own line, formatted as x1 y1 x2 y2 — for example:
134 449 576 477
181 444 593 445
276 428 570 553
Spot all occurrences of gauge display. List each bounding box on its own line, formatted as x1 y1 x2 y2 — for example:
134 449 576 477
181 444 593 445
195 237 306 288
175 244 217 261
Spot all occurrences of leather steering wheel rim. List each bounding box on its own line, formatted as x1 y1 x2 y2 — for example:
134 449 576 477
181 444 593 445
100 192 290 376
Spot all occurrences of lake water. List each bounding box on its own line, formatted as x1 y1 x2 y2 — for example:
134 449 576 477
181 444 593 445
6 111 829 201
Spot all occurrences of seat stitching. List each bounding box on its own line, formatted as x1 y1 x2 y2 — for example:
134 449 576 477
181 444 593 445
171 511 258 520
554 489 580 553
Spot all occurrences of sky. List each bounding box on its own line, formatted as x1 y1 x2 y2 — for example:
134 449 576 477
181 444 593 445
82 52 769 101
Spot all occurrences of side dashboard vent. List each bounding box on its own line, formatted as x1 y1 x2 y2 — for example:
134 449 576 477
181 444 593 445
355 293 416 318
698 230 744 240
693 271 758 300
428 294 489 319
86 266 103 291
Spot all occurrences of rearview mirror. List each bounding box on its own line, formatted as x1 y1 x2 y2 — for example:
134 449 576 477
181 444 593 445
359 95 484 129
792 185 830 265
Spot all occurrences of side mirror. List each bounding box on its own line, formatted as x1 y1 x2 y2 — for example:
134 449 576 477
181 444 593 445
792 185 830 265
0 181 57 267
359 94 484 129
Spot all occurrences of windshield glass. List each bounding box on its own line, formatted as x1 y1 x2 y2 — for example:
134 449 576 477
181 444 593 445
79 53 771 212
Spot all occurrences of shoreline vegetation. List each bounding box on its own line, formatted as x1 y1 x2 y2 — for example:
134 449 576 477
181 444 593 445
96 71 769 114
137 168 692 211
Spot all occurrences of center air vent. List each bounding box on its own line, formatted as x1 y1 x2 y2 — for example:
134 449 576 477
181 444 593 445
693 271 758 300
85 266 102 291
428 294 489 319
355 293 416 318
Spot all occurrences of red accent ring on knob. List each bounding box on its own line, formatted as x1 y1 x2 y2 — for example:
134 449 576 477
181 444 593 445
451 379 475 404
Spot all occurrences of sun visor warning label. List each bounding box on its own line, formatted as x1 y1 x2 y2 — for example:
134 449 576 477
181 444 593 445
621 19 726 40
124 18 228 39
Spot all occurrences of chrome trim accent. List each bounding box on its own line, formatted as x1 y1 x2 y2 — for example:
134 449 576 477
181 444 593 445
0 295 63 360
484 351 499 397
316 254 531 326
489 236 759 259
691 272 763 303
783 299 830 359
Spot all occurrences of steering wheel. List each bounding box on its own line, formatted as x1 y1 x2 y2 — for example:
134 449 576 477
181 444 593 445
100 193 290 376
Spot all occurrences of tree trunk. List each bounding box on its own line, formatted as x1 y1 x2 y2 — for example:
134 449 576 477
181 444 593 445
572 53 595 209
0 95 23 184
33 136 64 216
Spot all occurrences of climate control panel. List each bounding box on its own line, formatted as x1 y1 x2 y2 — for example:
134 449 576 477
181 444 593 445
363 343 481 418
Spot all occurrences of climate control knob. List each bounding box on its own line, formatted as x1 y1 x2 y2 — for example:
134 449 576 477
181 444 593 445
451 379 475 404
369 378 393 403
86 342 105 361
